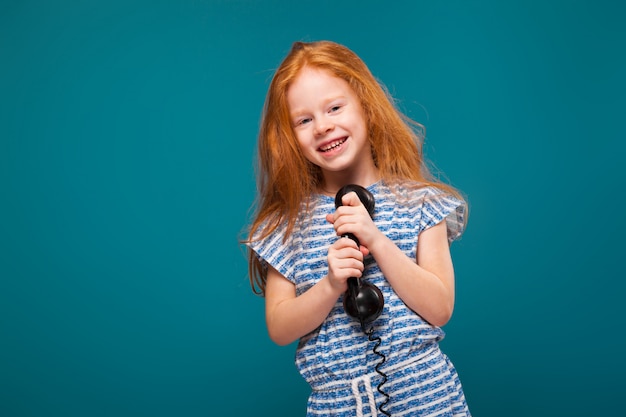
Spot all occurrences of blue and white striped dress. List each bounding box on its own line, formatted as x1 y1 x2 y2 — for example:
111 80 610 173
249 181 470 416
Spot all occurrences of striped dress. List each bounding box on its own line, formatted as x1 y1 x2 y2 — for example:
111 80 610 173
249 181 470 416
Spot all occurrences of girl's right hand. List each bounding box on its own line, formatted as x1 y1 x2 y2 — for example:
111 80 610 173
327 237 364 292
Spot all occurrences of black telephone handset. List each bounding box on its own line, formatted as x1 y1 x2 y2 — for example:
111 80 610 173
334 185 391 416
334 184 384 324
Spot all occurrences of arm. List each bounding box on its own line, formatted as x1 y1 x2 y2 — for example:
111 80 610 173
264 237 367 345
329 192 455 327
368 220 455 327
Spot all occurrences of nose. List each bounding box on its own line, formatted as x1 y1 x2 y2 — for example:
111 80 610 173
314 117 334 136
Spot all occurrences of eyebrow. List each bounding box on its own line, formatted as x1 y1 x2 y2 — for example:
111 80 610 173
289 96 348 116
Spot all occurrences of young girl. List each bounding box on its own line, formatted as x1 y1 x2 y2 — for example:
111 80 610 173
245 40 470 416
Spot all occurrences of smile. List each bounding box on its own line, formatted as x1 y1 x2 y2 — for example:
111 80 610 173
319 138 347 152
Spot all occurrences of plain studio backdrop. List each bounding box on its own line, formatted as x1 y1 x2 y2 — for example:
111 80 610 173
1 1 624 416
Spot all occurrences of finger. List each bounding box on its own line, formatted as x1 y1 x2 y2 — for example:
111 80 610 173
335 258 364 276
336 236 359 250
341 191 363 208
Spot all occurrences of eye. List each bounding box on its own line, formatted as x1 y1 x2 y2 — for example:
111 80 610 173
294 117 311 127
329 105 342 113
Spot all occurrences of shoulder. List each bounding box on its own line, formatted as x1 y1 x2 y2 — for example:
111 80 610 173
248 194 331 249
379 179 467 242
375 179 436 207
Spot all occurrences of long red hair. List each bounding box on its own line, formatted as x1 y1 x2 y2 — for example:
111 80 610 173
245 40 463 295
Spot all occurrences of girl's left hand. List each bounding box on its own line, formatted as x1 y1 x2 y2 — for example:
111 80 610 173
325 191 380 256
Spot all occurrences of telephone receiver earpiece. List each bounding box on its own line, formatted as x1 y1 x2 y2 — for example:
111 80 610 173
335 184 384 324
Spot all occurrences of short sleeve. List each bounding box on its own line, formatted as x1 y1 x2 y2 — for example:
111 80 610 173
419 187 466 243
246 220 301 284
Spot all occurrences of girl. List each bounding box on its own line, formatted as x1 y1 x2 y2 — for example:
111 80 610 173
245 40 470 416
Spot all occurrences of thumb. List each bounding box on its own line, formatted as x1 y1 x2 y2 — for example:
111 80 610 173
341 191 363 208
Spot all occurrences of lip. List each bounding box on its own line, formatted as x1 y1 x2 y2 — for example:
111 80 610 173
317 136 348 153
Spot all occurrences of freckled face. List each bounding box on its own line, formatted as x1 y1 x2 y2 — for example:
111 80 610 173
287 67 376 185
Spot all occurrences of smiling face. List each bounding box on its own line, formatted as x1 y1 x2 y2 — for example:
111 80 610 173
286 67 378 193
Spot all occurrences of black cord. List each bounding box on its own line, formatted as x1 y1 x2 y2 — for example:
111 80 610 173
361 321 391 417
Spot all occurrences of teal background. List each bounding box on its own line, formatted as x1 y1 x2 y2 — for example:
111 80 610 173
1 0 624 416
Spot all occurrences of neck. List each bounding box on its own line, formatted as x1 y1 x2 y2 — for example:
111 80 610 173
319 170 380 196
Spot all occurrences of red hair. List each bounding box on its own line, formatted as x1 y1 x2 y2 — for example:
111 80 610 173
245 40 463 295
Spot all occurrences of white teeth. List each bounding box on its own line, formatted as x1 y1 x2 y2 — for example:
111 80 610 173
320 138 346 152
